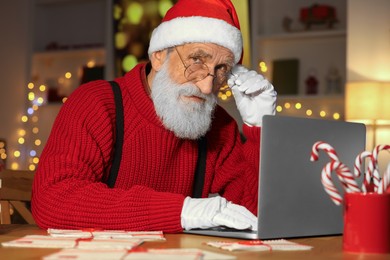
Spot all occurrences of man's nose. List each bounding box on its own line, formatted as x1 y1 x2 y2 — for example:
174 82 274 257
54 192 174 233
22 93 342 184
195 74 215 95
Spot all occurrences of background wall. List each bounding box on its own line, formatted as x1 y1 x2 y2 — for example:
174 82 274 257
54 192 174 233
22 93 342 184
347 0 390 82
347 0 390 173
0 1 33 168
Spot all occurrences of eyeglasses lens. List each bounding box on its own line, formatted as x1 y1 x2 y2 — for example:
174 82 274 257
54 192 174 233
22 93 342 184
185 64 229 89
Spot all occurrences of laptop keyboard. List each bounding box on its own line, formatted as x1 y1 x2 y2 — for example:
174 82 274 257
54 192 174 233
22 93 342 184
192 226 256 234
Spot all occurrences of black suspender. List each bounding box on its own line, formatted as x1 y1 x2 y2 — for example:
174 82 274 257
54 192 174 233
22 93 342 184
106 81 124 188
105 80 207 197
192 136 207 198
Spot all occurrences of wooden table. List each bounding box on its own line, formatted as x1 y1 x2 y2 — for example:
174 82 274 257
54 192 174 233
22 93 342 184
1 225 389 259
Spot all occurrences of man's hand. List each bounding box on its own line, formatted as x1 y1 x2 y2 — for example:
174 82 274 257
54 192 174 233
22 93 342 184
228 65 277 127
181 196 257 231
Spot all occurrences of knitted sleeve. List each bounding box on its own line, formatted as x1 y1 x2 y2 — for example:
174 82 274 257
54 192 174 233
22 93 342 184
207 108 260 216
31 80 185 232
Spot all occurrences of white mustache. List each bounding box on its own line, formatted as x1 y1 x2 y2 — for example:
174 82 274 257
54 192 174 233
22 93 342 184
178 84 212 101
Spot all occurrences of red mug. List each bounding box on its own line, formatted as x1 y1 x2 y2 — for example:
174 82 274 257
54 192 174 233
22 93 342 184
343 192 390 254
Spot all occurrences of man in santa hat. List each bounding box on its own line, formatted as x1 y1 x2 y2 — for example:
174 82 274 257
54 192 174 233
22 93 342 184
32 0 277 233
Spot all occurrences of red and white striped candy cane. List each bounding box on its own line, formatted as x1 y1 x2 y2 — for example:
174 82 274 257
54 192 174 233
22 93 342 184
321 160 360 205
353 150 375 193
369 144 390 192
336 161 361 193
378 163 390 194
321 161 344 205
310 141 340 162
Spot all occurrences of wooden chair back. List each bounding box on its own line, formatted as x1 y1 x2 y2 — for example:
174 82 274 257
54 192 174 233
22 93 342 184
0 169 35 224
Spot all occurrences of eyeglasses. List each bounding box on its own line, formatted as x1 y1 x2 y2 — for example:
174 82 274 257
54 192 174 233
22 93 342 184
174 46 231 89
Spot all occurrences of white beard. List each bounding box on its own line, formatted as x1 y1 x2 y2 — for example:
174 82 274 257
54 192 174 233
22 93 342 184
151 62 217 140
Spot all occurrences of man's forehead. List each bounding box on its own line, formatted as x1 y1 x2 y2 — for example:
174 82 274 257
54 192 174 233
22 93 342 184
179 43 234 62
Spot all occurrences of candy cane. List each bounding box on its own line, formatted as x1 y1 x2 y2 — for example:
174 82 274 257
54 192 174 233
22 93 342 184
321 161 343 205
353 151 375 193
369 145 390 192
335 162 361 193
311 141 358 192
377 163 390 194
321 160 359 205
310 141 340 162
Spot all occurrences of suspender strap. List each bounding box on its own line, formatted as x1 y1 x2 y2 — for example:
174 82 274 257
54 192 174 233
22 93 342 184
106 81 124 188
105 80 207 194
192 136 207 198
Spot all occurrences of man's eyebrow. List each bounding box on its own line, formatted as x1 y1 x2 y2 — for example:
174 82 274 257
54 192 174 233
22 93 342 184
224 57 234 67
188 49 212 58
188 49 234 67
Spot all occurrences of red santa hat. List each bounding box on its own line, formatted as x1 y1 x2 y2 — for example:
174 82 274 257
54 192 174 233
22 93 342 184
148 0 243 64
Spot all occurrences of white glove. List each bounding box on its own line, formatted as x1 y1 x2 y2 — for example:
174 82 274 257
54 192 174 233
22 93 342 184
181 196 258 231
228 65 277 127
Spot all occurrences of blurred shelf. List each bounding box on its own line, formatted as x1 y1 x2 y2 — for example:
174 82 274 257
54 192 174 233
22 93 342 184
33 47 105 58
257 29 346 42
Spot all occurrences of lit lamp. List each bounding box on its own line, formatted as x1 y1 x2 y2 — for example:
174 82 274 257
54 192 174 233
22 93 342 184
345 81 390 148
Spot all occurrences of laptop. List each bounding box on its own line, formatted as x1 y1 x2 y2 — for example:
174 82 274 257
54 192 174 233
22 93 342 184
185 115 366 239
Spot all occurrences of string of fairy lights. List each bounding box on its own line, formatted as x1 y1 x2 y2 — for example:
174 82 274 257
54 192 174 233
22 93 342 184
218 60 343 120
8 75 70 171
13 83 46 171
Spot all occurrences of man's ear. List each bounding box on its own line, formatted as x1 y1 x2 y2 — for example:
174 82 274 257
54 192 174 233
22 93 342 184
150 50 167 72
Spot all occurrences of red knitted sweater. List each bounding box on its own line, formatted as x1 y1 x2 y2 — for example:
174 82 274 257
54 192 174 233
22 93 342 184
32 63 260 233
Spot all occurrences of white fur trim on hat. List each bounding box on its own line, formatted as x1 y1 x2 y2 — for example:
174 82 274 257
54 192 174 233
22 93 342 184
148 16 243 64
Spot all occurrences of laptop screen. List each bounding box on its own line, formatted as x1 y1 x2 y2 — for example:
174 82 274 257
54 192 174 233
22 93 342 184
258 115 366 239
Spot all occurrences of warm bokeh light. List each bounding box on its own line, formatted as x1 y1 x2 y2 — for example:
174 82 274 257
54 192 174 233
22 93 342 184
275 99 342 120
122 54 138 72
39 84 46 92
29 164 36 171
37 97 44 104
65 72 72 79
13 151 21 158
21 115 28 123
115 32 128 49
19 129 26 136
11 162 19 170
28 92 35 101
127 2 144 24
333 113 341 120
158 0 173 17
259 61 268 73
113 4 122 20
87 60 96 68
34 139 42 146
